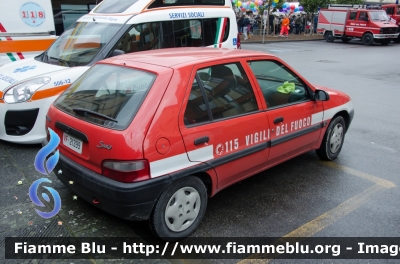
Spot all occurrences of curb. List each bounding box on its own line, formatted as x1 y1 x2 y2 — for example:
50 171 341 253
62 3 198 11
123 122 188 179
240 37 324 44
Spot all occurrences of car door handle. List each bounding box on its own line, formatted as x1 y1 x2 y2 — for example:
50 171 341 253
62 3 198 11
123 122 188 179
274 117 284 124
194 136 209 145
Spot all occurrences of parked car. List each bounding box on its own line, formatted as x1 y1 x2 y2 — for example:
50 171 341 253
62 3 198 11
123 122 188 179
45 47 354 241
0 0 238 144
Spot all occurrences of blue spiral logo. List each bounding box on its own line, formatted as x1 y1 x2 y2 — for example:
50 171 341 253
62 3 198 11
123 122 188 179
34 128 60 175
29 178 61 219
30 128 62 219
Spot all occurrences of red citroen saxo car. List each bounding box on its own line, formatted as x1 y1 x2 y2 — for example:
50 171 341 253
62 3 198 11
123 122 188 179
45 47 354 241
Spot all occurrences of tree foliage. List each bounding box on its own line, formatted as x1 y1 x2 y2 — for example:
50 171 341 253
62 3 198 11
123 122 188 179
258 0 283 35
299 0 363 13
333 0 363 4
258 0 283 17
299 0 330 14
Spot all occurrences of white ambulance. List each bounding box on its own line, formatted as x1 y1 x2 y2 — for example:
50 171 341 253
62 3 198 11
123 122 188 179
0 0 238 144
0 0 57 66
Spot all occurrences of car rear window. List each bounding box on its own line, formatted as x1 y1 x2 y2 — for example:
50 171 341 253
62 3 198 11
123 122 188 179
54 64 156 130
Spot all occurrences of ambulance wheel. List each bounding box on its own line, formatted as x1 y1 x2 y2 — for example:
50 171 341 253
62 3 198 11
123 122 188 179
324 31 334 42
380 39 391 46
149 176 207 241
316 116 346 161
341 37 350 43
362 33 374 46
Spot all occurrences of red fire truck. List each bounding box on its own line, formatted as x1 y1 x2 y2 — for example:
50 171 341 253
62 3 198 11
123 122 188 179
381 4 400 43
317 4 399 45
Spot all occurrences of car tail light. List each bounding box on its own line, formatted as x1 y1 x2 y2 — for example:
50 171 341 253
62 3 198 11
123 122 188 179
101 160 151 183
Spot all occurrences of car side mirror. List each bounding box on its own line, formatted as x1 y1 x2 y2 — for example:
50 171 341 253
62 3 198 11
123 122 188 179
110 49 125 58
315 90 330 101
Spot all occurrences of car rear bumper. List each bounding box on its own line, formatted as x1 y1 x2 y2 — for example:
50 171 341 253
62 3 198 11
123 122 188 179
52 149 172 221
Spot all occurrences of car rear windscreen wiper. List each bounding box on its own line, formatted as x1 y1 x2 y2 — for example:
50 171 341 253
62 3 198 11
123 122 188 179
72 108 118 123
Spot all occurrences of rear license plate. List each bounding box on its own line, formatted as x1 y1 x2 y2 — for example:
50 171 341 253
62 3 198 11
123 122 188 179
63 133 83 154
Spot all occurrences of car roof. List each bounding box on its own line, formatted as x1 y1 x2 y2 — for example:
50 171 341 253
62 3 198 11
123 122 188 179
101 48 276 69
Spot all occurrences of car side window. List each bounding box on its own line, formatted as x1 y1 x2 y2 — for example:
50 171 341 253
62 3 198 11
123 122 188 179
385 7 394 15
184 62 258 126
113 17 231 55
184 78 211 126
114 23 161 54
247 60 310 108
349 12 357 20
198 63 258 121
358 12 368 21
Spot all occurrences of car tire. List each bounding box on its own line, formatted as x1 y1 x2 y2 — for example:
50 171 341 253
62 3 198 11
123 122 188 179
362 33 374 46
149 176 207 241
380 39 391 46
341 37 350 43
324 31 334 42
394 37 400 43
316 116 346 161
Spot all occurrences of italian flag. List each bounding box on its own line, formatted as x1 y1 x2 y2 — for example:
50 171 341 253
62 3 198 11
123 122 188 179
214 18 228 48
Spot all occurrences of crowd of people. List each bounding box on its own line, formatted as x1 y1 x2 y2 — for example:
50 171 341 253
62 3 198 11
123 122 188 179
236 12 319 40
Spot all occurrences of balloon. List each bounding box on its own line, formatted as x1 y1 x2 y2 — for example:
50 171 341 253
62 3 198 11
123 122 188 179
258 0 263 5
294 7 299 11
279 8 283 12
237 1 242 6
250 2 255 8
290 5 295 9
272 2 276 6
283 3 288 8
241 2 247 8
273 0 278 2
241 7 246 11
299 6 304 11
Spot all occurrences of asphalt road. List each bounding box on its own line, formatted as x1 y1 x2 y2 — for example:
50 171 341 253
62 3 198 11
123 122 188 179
1 40 400 263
